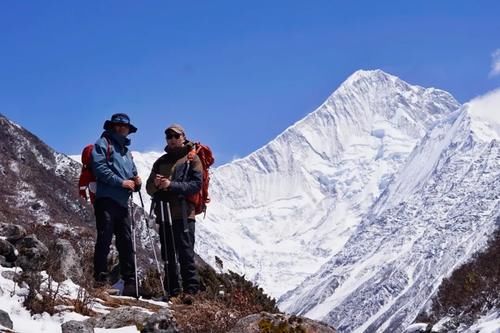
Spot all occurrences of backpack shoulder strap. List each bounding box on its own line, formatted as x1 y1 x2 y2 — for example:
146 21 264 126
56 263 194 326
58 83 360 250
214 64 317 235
187 144 197 162
103 136 112 162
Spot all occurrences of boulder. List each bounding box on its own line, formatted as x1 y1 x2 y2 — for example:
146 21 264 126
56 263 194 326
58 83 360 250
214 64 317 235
0 255 14 268
141 309 179 333
228 312 336 333
52 239 83 282
15 235 49 272
0 223 26 244
0 309 13 329
87 306 150 329
0 239 17 263
61 320 94 333
1 270 17 281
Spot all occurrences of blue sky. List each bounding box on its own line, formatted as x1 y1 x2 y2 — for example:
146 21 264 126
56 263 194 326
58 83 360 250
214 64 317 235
1 1 499 165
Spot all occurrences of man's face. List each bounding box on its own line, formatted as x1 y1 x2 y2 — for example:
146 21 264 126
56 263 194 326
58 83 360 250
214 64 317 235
113 123 130 136
166 130 184 148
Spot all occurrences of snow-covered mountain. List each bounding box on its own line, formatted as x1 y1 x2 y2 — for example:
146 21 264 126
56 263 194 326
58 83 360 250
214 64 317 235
195 69 460 299
278 102 500 331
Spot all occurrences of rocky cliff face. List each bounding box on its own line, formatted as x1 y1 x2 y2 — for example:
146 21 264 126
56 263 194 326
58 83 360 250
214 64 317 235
0 114 93 229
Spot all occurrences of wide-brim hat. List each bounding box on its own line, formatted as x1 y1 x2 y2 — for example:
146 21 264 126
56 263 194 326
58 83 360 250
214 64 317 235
103 113 137 133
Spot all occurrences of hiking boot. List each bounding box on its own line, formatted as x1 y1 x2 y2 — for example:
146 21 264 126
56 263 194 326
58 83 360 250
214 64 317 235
122 280 138 298
184 288 198 296
168 288 182 298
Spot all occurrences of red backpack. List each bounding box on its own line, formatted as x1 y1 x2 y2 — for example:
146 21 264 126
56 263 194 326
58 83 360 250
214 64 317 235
186 142 215 216
78 138 111 204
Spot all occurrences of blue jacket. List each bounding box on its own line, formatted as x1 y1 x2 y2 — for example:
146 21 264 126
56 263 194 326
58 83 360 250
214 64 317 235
91 131 137 207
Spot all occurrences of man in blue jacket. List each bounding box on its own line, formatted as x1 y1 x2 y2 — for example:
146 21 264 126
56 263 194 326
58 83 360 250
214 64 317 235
92 113 141 297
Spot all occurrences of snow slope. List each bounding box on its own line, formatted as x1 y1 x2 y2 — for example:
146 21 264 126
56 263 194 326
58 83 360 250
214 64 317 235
279 100 500 332
195 70 460 298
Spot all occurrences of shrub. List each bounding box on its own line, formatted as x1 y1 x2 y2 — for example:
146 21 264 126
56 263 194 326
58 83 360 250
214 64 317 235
417 227 500 325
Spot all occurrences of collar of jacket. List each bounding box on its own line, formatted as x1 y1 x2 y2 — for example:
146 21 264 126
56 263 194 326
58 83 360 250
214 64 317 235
102 130 131 148
163 141 194 159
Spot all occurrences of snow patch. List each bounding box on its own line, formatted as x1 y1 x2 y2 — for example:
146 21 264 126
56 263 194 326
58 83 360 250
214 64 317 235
465 310 500 333
9 160 19 174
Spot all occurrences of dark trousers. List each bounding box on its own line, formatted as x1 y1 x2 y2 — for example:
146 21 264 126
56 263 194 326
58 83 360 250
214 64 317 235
93 197 135 281
158 217 199 296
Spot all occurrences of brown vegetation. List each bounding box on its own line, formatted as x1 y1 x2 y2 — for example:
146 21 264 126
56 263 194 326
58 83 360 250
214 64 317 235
417 227 500 326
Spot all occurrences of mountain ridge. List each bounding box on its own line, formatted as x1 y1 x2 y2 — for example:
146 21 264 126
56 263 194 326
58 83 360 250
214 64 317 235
278 103 500 332
194 69 461 302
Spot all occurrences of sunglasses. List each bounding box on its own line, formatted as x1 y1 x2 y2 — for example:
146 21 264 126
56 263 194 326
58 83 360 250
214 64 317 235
166 133 181 140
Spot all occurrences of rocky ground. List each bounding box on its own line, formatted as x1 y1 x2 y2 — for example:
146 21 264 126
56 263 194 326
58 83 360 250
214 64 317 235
0 221 336 332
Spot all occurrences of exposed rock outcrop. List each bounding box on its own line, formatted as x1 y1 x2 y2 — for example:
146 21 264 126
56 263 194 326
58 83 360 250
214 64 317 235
61 320 94 333
0 240 17 264
0 309 13 330
140 309 179 333
15 235 48 272
228 312 336 333
52 239 83 282
86 306 150 329
0 223 26 244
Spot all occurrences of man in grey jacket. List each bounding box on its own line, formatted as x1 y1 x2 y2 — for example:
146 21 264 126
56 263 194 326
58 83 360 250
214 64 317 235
91 113 141 297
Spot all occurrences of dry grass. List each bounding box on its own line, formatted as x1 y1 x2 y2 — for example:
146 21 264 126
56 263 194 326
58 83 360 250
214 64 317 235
171 292 249 333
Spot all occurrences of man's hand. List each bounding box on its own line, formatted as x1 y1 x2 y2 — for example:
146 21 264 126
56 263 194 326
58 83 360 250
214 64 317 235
132 176 142 191
122 179 136 191
155 174 171 190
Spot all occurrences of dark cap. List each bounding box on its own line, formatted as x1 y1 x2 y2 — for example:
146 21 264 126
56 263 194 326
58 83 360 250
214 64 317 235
103 113 137 133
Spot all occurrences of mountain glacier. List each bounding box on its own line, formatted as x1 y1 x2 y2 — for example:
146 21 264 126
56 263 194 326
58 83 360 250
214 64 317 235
193 69 460 301
279 104 500 332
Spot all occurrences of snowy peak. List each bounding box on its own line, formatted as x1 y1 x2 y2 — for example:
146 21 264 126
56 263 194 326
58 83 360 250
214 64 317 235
197 70 461 300
329 69 458 129
226 70 458 165
278 89 500 332
373 91 500 218
339 69 403 94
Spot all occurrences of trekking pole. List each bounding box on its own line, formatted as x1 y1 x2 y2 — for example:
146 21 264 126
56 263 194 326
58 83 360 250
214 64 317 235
138 193 166 297
166 202 181 278
160 200 171 298
129 196 139 299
